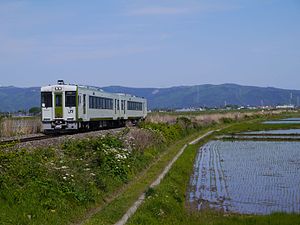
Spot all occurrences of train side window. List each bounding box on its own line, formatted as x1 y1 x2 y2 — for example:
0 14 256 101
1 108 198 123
127 101 142 111
89 96 92 108
93 97 96 108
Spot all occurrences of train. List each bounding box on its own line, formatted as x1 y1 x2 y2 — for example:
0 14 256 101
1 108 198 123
41 80 147 133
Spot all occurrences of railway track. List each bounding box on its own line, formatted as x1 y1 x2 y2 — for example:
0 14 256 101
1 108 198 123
0 127 125 148
0 134 56 146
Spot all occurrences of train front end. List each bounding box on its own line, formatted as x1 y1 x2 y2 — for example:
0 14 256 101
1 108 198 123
41 81 78 133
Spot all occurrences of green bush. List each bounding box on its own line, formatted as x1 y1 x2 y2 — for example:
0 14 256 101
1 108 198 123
220 117 234 124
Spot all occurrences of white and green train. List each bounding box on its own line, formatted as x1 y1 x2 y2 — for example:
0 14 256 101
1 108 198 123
41 80 147 133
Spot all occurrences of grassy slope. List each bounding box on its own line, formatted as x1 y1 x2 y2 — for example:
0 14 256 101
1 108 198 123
127 119 300 225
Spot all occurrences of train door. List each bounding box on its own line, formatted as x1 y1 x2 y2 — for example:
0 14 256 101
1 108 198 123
55 93 63 118
121 100 124 116
83 94 86 115
124 100 126 114
117 99 120 116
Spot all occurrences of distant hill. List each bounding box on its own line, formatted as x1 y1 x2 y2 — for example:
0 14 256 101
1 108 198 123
102 84 300 109
0 84 300 112
0 86 40 112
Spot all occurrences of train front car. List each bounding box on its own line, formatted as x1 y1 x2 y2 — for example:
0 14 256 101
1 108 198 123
41 81 78 133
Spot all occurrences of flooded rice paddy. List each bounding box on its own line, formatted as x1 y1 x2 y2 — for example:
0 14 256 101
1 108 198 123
222 135 300 140
263 121 300 124
226 128 300 140
282 118 300 121
242 129 300 135
189 140 300 214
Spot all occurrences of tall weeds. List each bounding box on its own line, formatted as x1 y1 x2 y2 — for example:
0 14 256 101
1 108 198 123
146 110 284 127
0 117 42 137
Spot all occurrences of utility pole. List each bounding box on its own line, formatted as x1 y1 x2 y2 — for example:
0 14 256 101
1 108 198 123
197 86 200 105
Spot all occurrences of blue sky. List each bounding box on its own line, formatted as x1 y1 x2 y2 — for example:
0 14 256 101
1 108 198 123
0 0 299 89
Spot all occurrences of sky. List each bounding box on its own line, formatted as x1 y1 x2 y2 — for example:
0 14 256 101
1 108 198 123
0 0 299 89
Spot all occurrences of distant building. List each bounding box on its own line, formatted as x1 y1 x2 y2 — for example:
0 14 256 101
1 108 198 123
276 104 295 109
175 107 205 112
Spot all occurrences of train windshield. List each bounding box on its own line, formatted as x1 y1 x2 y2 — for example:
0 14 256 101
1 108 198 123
65 91 76 107
41 92 52 108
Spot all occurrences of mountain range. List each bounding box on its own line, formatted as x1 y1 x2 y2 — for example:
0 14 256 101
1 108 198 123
0 83 299 112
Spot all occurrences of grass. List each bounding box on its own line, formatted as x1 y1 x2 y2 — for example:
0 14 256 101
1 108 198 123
217 117 300 135
83 128 217 225
127 134 300 225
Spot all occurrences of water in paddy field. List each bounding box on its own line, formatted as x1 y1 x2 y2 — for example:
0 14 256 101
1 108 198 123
189 140 300 214
262 118 300 124
242 129 300 135
282 118 300 121
226 135 300 140
263 121 300 124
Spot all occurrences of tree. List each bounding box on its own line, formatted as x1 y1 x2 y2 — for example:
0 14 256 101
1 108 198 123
29 107 41 115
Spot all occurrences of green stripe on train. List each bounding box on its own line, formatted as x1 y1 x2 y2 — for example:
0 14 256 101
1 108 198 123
90 117 114 121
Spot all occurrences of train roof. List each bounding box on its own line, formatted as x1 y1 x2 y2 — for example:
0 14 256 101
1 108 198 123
41 81 145 99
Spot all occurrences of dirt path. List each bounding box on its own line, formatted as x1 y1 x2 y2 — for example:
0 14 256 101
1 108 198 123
115 130 216 225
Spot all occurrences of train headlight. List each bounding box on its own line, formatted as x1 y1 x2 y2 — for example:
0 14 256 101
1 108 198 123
55 87 62 91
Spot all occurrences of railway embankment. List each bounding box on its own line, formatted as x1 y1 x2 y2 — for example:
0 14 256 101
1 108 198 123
0 110 298 225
